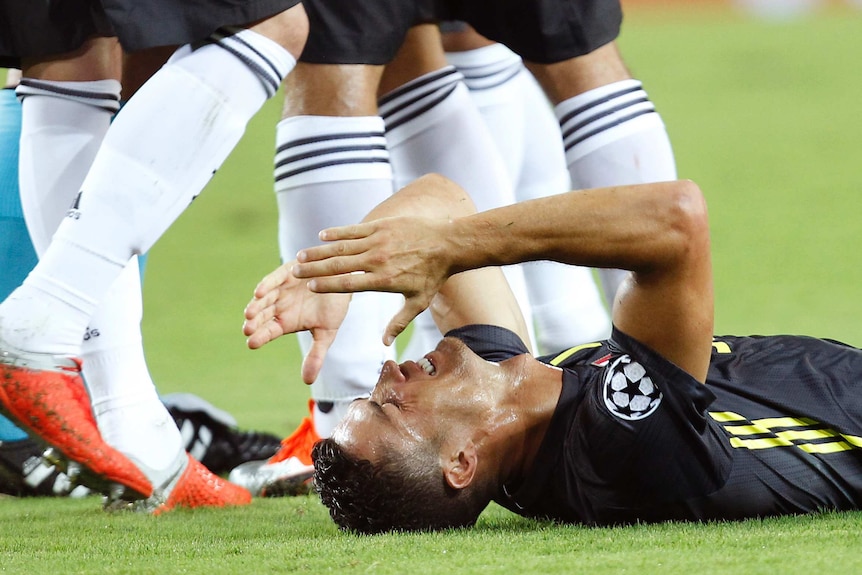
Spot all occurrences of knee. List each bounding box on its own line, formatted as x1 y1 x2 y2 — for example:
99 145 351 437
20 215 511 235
525 41 633 104
249 3 309 60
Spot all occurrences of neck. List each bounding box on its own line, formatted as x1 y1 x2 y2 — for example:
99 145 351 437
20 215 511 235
486 354 563 486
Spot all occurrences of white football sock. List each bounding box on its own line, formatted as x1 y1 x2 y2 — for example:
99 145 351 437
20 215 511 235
274 115 399 430
380 66 513 210
5 80 120 354
15 79 186 480
16 79 120 254
557 79 677 306
81 259 184 479
446 45 528 185
312 400 355 439
523 263 611 351
449 45 611 351
0 29 295 356
380 66 537 349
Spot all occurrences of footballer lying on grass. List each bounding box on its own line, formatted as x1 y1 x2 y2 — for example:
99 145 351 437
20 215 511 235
243 174 862 534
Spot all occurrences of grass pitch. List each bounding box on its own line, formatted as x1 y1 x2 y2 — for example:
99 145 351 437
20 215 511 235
3 5 862 574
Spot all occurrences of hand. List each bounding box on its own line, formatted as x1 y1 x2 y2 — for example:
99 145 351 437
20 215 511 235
243 261 351 384
291 216 455 345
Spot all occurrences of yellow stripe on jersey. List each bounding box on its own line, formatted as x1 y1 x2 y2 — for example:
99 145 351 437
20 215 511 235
724 424 774 436
729 437 794 449
776 429 839 441
720 422 835 441
759 417 819 428
712 341 732 354
841 434 862 447
709 411 746 422
549 342 602 366
710 411 862 455
798 441 854 454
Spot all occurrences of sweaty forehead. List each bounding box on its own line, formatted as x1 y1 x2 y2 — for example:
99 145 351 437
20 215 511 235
330 400 399 463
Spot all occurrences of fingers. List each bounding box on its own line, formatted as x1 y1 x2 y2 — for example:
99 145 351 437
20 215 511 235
243 265 295 348
294 255 397 295
253 261 295 299
384 298 429 346
317 222 374 242
300 354 321 385
300 341 326 385
246 262 300 322
292 245 372 294
245 318 286 350
296 229 370 266
244 288 279 323
294 224 380 280
291 259 362 284
306 272 380 295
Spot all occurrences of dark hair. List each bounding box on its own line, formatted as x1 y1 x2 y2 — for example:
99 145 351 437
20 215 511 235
311 438 489 534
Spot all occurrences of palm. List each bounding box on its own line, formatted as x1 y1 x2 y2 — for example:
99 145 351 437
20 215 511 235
244 262 350 383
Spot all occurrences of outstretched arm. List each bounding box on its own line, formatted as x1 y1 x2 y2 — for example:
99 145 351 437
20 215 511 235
293 176 713 382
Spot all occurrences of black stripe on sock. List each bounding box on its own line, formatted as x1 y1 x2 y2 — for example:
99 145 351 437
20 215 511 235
210 29 279 96
17 78 120 111
274 157 390 183
275 143 388 171
560 96 650 141
275 131 385 156
216 27 284 87
377 67 459 107
382 83 458 132
564 108 657 151
557 84 642 127
461 66 522 91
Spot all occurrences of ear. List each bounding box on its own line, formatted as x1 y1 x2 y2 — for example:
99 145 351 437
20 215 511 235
442 441 478 490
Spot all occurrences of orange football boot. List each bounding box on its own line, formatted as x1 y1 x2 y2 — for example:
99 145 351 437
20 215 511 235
0 349 153 500
149 454 252 515
228 400 318 497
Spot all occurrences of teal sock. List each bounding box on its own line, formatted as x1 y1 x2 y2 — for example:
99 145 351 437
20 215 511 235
0 88 36 442
0 89 37 295
0 416 27 442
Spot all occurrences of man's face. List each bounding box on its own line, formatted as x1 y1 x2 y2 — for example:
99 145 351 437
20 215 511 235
331 337 497 463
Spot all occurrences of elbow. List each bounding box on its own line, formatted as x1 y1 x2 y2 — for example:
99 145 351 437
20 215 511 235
667 180 710 257
416 173 478 218
674 180 709 228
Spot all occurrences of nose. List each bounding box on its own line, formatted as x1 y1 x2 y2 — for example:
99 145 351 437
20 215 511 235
381 360 406 382
370 360 404 402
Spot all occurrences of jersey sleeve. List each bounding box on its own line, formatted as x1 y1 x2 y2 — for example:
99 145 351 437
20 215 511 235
568 327 733 520
444 324 530 363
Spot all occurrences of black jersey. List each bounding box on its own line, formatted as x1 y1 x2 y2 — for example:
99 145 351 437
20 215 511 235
446 324 862 525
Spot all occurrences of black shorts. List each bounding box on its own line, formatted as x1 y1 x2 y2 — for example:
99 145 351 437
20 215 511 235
0 0 300 68
298 0 619 66
437 0 623 64
0 0 114 69
299 0 437 65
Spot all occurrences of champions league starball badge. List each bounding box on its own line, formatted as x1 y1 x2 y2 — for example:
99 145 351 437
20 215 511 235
603 355 662 421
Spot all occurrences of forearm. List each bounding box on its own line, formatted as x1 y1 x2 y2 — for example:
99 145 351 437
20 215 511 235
446 180 708 278
445 179 713 380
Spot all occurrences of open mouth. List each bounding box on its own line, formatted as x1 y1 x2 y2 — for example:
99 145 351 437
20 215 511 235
417 357 436 376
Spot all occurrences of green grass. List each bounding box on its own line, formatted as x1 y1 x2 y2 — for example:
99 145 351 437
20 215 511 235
625 5 862 345
3 498 862 574
5 5 862 574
